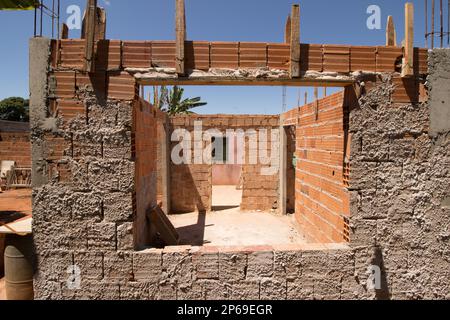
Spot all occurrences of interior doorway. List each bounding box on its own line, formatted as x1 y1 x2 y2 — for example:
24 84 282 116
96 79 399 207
211 134 242 211
285 126 296 214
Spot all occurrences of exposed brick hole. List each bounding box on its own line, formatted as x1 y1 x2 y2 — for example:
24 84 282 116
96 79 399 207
343 163 350 187
343 216 350 242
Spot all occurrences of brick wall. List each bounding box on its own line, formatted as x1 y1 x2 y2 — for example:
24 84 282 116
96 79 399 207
0 131 31 168
56 39 428 75
294 91 350 243
169 115 280 213
133 98 161 249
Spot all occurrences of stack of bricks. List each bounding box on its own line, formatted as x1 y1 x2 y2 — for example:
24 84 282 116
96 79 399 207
294 90 350 243
56 39 428 76
169 115 280 212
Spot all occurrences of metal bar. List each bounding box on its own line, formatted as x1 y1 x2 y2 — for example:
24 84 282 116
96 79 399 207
51 0 55 38
40 0 43 37
34 5 37 37
432 0 435 48
426 0 428 48
57 0 60 40
448 0 450 45
441 0 444 47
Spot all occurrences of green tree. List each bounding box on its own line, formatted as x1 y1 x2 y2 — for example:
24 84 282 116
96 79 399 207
0 97 30 122
158 86 207 116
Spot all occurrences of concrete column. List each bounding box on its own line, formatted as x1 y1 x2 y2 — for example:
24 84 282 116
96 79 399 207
279 124 287 215
29 38 52 188
161 117 171 214
429 49 450 136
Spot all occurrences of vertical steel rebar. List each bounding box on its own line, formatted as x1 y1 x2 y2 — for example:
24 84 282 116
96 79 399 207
52 0 55 38
440 0 444 47
426 0 429 48
40 1 43 37
57 0 60 39
34 5 37 37
432 0 435 48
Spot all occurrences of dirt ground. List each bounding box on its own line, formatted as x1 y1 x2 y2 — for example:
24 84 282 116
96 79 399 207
169 186 306 246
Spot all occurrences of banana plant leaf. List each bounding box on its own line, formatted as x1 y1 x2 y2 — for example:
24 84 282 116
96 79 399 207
0 0 39 10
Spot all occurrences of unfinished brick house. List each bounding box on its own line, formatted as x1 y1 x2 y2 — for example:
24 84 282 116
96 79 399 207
29 1 450 300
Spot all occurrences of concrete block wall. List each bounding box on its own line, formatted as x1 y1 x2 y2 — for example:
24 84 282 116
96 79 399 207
133 98 160 249
169 115 280 213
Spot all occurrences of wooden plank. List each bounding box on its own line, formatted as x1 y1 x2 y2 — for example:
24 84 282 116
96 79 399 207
386 15 397 46
402 3 414 77
147 206 179 247
84 0 97 72
290 4 300 77
285 15 291 44
95 7 106 40
175 0 186 75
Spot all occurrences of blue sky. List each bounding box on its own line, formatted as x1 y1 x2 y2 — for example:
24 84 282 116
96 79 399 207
0 0 441 114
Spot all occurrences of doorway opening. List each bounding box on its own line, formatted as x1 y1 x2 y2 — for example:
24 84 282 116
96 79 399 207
211 135 242 212
285 126 296 214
